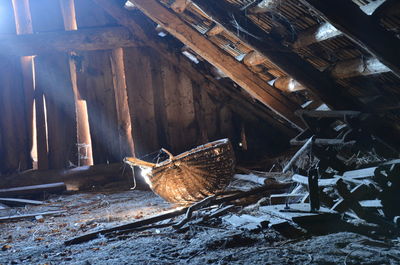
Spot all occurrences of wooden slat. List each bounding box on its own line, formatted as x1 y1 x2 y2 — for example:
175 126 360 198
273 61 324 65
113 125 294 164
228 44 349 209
75 0 121 163
34 54 77 168
299 0 400 78
125 0 303 129
30 0 78 169
12 1 35 169
0 26 140 56
0 1 30 173
123 47 159 157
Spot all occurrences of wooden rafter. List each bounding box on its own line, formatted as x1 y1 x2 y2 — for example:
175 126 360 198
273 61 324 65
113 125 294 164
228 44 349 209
0 26 139 56
299 0 400 78
126 0 304 129
91 0 299 136
192 0 360 111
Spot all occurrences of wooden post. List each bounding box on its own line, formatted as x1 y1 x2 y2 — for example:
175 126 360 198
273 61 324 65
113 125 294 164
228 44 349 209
110 48 136 158
11 0 35 169
59 0 93 166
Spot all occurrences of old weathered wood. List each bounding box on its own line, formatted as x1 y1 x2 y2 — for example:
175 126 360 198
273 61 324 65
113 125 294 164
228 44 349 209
292 174 339 187
171 0 191 13
65 184 290 245
0 163 134 191
30 0 78 169
0 198 44 206
59 0 94 167
243 51 268 66
299 0 400 78
123 47 159 156
75 0 122 163
93 0 299 137
0 27 140 56
128 0 303 129
12 0 35 169
110 48 135 158
330 57 390 79
273 77 306 93
0 183 66 198
0 210 66 222
193 0 361 110
0 1 31 173
292 23 342 49
283 137 314 173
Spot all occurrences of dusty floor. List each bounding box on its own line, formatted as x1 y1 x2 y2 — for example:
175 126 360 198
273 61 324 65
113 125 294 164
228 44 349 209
1 190 400 265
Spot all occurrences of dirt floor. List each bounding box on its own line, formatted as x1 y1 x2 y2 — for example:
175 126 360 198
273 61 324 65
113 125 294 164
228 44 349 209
1 190 400 265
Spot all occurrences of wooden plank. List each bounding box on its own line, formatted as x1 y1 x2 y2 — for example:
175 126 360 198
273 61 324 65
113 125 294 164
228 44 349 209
0 198 44 206
110 48 136 158
299 0 400 78
34 54 77 169
75 1 123 163
0 26 140 56
0 183 66 198
76 51 120 163
30 0 78 169
127 0 303 129
150 53 170 151
0 1 31 173
191 81 209 145
0 55 30 173
292 174 339 187
0 210 66 222
12 0 35 169
123 47 159 157
0 163 134 191
192 0 361 111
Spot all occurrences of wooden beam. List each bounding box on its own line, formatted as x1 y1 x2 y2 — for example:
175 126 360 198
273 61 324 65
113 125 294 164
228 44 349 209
0 26 139 56
192 0 361 111
127 0 303 129
330 57 390 79
171 0 191 14
298 0 400 78
206 24 224 36
243 51 268 66
292 23 342 49
91 0 299 136
273 77 306 93
248 0 280 14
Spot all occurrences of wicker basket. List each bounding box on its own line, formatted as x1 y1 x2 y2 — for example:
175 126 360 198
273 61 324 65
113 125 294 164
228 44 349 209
124 139 236 204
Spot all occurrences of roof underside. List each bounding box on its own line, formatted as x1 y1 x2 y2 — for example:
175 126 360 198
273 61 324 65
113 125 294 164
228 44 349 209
126 0 400 137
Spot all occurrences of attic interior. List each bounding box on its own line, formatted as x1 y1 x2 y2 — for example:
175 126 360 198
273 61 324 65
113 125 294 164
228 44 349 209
1 0 400 263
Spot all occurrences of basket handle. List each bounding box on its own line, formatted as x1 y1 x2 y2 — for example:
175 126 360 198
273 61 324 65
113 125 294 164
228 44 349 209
161 148 175 161
123 157 156 168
